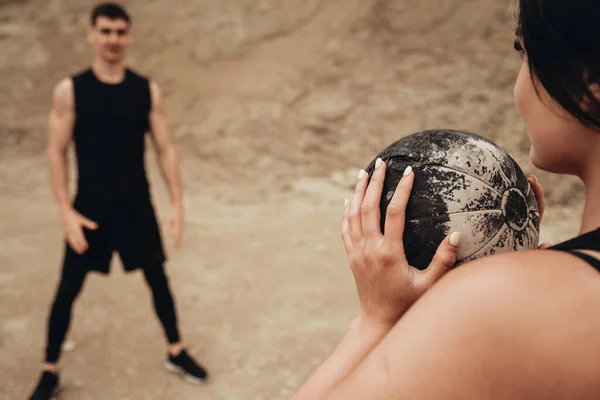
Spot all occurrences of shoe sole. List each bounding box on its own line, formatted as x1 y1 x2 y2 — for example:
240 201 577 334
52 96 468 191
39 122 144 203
164 361 207 386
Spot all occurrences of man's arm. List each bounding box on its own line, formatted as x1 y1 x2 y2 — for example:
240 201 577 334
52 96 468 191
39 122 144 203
47 79 97 254
47 78 75 214
148 80 184 247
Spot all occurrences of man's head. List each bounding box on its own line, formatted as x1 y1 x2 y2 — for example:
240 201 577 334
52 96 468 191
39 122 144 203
88 3 132 64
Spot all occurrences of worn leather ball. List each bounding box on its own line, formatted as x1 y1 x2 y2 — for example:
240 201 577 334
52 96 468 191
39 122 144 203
364 129 540 270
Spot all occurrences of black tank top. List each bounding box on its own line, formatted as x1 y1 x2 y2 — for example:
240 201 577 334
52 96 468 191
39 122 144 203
71 67 152 200
549 228 600 271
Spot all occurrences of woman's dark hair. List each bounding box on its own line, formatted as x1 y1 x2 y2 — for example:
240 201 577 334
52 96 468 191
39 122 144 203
517 0 600 129
91 2 131 26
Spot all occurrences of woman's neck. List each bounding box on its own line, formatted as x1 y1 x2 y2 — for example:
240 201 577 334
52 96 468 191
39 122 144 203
91 58 126 84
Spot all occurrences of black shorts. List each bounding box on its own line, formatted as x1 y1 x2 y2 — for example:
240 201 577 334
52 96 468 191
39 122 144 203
62 194 167 275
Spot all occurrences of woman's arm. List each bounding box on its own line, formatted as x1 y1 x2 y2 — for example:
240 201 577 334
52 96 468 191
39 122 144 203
323 250 600 400
292 159 553 399
292 160 461 398
291 314 391 400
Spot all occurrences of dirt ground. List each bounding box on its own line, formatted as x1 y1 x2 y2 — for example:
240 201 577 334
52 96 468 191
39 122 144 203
0 0 587 399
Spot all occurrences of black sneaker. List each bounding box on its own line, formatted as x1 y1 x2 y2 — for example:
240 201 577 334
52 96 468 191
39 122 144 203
165 349 208 385
29 371 60 400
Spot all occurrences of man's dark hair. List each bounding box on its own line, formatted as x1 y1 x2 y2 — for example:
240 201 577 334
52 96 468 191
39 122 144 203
91 2 131 26
517 0 600 129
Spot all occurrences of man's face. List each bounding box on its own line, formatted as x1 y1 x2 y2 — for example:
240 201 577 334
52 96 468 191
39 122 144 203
88 16 131 63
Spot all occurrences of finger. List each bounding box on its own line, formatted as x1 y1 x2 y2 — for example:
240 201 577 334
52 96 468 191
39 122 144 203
383 166 414 245
538 242 551 250
74 226 89 252
81 236 89 253
69 234 85 254
67 236 80 254
423 232 462 286
348 169 370 245
341 198 353 252
79 215 98 230
527 175 545 220
76 232 89 253
360 158 386 241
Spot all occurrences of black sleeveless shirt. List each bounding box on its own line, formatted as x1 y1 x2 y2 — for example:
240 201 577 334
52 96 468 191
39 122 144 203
72 67 152 200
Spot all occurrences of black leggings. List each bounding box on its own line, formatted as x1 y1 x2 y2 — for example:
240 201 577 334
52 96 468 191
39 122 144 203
45 264 181 363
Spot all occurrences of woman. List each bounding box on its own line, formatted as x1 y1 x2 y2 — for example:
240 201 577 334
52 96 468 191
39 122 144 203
292 1 600 399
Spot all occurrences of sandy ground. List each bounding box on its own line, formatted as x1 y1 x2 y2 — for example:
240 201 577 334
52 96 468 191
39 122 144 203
0 0 587 398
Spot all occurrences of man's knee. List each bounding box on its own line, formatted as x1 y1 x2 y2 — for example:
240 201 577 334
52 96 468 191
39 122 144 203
143 263 170 290
53 265 87 303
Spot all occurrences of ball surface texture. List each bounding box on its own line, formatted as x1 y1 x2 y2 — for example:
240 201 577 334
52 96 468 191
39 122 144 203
364 129 540 270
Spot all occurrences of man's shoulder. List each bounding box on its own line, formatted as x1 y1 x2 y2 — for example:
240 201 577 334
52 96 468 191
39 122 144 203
54 77 73 91
52 65 99 101
56 68 92 94
126 67 151 84
52 77 75 107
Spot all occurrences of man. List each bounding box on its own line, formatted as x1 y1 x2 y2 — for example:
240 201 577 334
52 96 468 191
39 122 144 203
29 3 208 399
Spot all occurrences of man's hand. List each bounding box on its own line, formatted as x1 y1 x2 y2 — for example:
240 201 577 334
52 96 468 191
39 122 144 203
60 207 98 254
167 204 184 249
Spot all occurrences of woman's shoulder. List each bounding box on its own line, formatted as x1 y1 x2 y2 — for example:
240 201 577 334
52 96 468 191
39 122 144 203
430 248 600 314
446 247 600 289
372 250 600 398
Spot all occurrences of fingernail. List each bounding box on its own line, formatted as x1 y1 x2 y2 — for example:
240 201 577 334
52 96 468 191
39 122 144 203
344 198 348 207
403 166 413 176
531 175 539 183
375 158 382 169
357 169 366 180
449 232 463 247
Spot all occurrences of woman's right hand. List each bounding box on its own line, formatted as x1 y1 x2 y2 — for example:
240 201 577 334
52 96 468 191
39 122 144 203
341 159 462 329
60 207 97 254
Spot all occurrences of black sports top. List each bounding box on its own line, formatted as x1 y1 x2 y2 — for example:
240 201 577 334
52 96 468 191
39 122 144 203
71 67 152 200
549 228 600 271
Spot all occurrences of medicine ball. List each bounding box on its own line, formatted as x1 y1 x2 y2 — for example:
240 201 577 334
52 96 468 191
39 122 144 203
364 129 540 270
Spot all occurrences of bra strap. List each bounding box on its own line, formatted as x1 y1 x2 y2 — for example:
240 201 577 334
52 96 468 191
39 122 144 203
564 250 600 272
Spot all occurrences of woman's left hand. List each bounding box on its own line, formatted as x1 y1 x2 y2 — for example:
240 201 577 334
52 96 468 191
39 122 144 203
527 175 551 250
341 158 462 329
